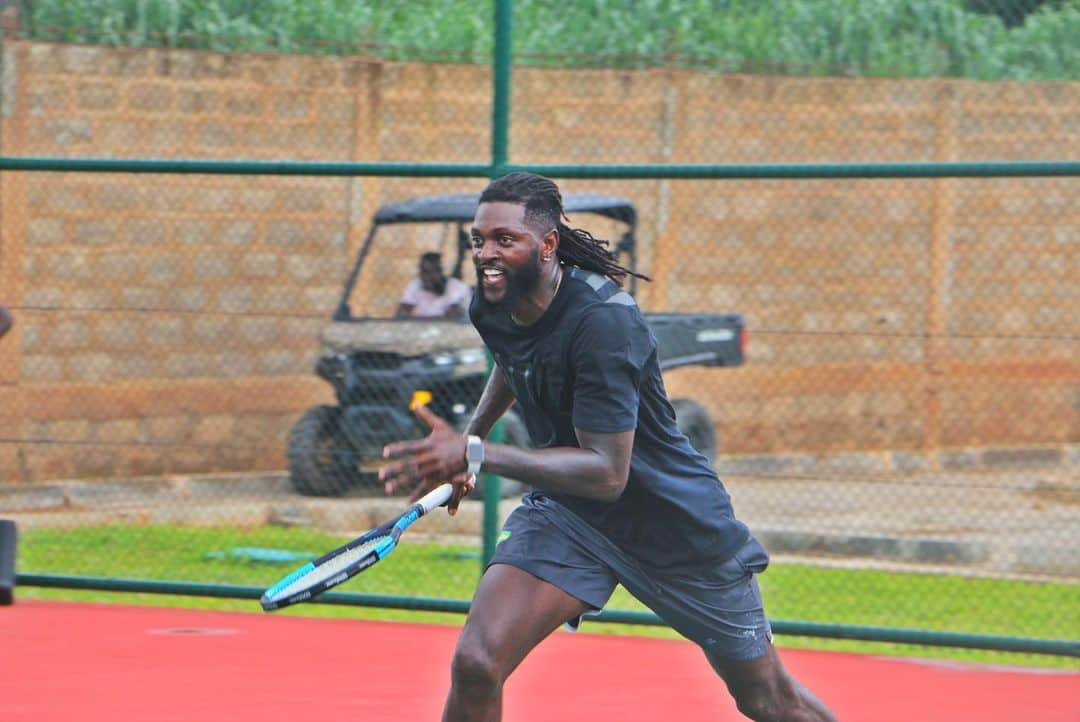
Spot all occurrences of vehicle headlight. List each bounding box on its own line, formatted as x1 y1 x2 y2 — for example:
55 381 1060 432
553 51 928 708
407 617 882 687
431 348 489 377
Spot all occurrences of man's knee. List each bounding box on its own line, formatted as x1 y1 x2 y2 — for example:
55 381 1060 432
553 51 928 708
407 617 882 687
450 642 502 696
729 678 829 722
730 682 783 722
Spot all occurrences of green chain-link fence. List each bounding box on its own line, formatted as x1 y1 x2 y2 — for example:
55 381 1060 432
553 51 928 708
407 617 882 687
1 1 1077 662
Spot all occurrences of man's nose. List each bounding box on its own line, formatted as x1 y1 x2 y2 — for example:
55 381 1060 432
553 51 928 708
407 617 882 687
473 240 497 263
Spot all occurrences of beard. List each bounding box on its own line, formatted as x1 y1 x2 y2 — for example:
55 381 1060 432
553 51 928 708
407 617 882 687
475 247 543 312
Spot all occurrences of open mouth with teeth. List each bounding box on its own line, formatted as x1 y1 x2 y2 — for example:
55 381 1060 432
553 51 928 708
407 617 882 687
480 266 507 292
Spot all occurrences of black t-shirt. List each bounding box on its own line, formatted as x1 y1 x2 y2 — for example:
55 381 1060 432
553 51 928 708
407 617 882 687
470 266 749 568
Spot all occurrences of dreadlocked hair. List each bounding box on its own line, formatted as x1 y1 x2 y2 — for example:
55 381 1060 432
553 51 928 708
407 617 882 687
478 172 651 288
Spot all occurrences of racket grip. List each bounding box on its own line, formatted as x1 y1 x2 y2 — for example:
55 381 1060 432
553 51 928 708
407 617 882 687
417 483 454 515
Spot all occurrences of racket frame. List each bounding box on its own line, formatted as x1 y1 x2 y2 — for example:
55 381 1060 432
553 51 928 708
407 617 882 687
260 483 453 611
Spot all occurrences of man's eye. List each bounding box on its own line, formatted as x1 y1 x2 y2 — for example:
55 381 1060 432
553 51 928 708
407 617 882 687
499 236 514 245
470 237 482 247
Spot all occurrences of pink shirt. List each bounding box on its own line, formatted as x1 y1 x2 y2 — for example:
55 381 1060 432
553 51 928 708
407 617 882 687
400 277 472 317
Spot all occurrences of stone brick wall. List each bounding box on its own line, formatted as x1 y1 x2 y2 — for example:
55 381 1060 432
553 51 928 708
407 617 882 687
0 39 1076 482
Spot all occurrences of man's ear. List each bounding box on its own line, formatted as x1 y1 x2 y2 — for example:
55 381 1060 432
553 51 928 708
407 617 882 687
542 227 559 260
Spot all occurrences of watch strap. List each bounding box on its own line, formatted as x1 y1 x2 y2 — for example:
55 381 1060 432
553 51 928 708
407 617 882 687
466 434 484 475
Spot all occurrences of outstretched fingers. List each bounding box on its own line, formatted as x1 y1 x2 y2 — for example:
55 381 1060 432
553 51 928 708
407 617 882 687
383 438 428 459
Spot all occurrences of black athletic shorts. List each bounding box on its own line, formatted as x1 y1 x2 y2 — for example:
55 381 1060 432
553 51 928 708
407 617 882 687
488 494 773 662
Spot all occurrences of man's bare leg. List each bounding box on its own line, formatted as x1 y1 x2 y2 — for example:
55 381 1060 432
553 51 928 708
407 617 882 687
444 563 590 722
706 643 837 722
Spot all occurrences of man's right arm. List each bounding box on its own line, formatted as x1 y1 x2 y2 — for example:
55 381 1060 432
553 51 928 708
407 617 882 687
464 366 516 438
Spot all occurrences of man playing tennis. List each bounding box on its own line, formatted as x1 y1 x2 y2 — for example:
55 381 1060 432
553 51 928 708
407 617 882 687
381 172 836 722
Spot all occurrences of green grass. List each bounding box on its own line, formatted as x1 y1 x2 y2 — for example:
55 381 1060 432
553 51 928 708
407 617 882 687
21 0 1080 80
15 523 1080 670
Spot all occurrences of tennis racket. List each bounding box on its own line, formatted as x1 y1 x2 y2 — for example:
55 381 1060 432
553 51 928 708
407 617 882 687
260 482 454 611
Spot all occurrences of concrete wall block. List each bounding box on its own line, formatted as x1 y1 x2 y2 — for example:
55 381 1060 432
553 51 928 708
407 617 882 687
217 286 256 313
217 352 257 377
219 221 257 246
174 287 208 312
195 121 235 147
68 352 115 382
120 287 161 308
102 49 152 77
239 253 279 278
146 415 193 443
96 252 139 280
29 79 72 114
147 318 185 347
21 286 64 307
193 318 233 343
115 356 162 379
224 91 262 116
236 188 277 212
165 352 216 378
192 253 231 279
266 222 307 247
97 319 144 349
74 219 120 246
274 91 314 120
27 218 65 245
177 87 219 114
35 118 93 146
258 350 297 374
21 355 64 382
76 81 118 110
307 222 346 249
61 45 103 75
95 418 141 444
48 320 91 350
237 318 278 344
302 287 340 314
47 418 94 441
145 254 183 284
192 415 236 445
126 81 175 111
122 218 168 246
282 187 324 212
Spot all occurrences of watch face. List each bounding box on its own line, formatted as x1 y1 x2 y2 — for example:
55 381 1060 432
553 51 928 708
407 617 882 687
467 436 484 463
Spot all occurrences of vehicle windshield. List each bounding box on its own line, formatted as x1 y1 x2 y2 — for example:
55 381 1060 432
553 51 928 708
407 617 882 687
344 222 478 321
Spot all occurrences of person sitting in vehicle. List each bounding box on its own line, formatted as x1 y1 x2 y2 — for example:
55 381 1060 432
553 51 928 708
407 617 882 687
396 252 472 320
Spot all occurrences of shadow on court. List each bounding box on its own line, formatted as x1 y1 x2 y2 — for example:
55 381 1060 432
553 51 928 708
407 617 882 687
2 600 1076 722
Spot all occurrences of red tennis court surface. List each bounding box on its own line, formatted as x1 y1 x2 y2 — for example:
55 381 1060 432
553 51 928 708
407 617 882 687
3 600 1076 721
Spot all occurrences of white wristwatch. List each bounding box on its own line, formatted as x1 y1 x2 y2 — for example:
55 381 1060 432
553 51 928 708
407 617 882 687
465 435 485 475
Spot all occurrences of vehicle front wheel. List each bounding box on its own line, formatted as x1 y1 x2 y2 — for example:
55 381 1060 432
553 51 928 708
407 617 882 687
287 405 365 497
671 398 717 465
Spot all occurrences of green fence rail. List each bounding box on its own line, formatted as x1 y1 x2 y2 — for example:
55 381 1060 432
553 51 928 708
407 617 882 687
3 157 1078 179
19 573 1079 658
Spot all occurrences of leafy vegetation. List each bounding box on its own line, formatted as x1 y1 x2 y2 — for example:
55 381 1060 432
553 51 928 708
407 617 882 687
16 523 1080 670
17 0 1079 79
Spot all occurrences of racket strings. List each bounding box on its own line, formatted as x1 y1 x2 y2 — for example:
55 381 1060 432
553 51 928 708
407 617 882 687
269 535 388 600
